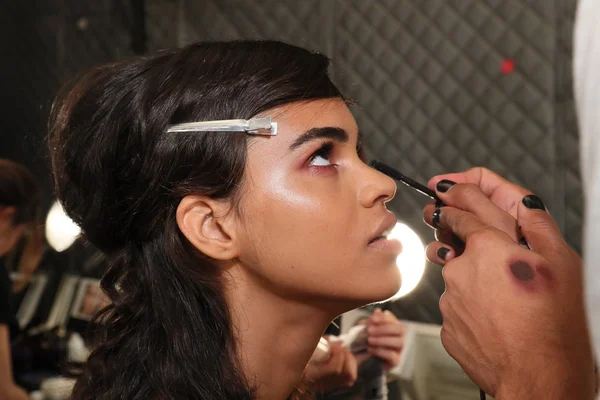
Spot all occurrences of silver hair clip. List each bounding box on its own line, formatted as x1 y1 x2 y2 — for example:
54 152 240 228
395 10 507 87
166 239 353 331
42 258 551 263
166 116 277 136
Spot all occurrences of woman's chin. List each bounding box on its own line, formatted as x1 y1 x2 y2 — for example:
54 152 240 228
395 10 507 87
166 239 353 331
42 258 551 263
352 272 403 306
375 282 403 304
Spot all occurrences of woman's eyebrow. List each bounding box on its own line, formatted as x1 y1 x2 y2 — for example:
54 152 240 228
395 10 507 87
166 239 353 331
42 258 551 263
288 127 349 151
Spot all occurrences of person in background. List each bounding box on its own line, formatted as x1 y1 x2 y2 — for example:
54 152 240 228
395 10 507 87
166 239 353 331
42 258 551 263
305 308 404 396
0 159 43 400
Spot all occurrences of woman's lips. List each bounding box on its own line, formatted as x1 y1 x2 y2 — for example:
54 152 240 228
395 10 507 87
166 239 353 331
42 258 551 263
368 236 402 254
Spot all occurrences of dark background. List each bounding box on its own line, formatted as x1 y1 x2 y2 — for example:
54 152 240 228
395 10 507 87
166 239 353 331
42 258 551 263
0 0 581 323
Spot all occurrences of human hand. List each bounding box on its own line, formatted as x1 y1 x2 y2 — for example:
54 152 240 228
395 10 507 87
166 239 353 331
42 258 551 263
366 308 404 371
428 167 532 219
423 168 532 264
429 195 595 399
304 339 358 392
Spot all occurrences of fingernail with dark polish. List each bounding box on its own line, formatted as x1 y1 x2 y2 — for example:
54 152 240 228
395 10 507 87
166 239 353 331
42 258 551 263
437 180 456 193
432 208 442 229
437 247 450 260
522 195 546 211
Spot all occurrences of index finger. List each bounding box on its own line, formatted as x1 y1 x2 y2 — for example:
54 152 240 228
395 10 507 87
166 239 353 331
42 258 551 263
428 167 531 218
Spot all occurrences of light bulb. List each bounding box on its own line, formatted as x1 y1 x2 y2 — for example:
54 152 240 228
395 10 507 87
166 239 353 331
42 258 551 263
388 222 426 300
45 201 81 252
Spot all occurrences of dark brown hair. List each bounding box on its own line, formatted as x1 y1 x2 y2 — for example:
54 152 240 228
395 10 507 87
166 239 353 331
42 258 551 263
48 40 342 400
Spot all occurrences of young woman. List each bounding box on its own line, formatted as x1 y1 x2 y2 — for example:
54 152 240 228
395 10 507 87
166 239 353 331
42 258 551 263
48 40 403 399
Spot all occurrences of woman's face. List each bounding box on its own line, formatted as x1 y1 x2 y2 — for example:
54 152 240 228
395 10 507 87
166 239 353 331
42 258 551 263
235 99 402 306
0 207 25 256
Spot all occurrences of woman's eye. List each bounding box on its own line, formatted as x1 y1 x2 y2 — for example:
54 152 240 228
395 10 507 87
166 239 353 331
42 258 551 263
310 154 332 166
308 143 334 167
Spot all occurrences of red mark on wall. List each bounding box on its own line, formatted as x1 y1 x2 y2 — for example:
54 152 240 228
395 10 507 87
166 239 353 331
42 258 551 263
501 59 515 75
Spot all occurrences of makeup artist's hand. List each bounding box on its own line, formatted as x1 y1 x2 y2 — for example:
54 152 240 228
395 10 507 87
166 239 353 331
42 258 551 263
423 167 531 263
365 309 404 371
429 197 595 399
430 167 532 218
304 339 358 391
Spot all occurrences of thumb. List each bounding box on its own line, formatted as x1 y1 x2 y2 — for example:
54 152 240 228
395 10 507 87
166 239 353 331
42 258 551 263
517 195 567 259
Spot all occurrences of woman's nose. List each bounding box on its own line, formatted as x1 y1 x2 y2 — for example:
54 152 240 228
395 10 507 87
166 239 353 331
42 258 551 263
358 164 397 208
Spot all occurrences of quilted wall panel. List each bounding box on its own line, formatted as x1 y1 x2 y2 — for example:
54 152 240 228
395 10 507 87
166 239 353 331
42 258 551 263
1 12 62 200
147 0 333 53
334 0 556 233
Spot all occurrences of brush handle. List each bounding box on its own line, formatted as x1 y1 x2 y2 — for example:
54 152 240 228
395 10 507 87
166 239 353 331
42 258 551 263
370 160 438 200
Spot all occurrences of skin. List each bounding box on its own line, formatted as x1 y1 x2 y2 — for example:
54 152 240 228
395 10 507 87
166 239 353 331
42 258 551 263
176 99 403 399
509 261 534 282
421 168 594 399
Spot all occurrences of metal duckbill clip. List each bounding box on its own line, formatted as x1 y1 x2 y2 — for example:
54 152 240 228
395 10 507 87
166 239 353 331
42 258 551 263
166 116 278 136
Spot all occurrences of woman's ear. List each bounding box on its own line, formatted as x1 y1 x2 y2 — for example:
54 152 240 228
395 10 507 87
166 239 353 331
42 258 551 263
176 195 239 261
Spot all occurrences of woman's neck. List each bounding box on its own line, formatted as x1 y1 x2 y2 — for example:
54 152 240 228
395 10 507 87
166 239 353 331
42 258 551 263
224 266 342 400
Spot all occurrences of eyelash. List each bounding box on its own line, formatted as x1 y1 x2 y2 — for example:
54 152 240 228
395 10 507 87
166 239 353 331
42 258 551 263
356 140 365 162
308 142 335 166
307 141 366 169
